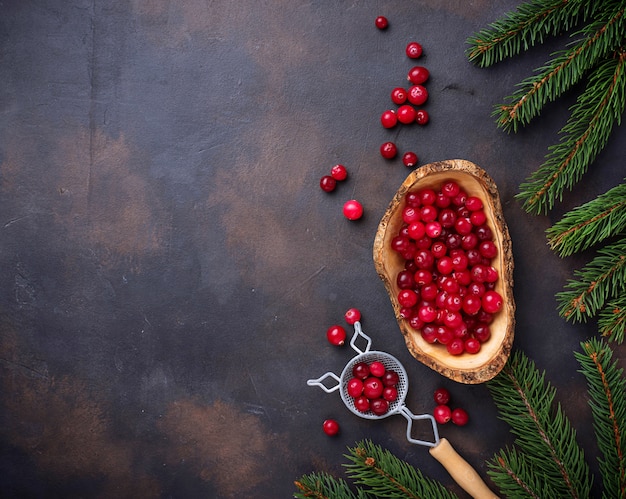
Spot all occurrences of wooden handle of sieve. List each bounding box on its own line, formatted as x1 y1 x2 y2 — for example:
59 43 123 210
429 438 499 499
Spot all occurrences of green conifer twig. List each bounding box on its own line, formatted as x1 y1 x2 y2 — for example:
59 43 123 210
556 239 626 334
546 180 626 256
575 338 626 498
486 350 592 498
517 46 626 213
597 295 626 343
294 471 363 499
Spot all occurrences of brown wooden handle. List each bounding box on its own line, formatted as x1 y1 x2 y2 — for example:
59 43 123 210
429 438 499 499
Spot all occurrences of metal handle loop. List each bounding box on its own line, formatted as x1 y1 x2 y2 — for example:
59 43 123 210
307 372 341 393
398 405 440 447
349 321 372 355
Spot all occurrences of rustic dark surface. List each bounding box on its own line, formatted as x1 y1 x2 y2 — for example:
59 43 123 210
1 1 625 498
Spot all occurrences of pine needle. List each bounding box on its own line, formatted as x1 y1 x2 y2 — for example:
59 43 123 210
575 338 626 498
294 471 363 499
597 295 626 343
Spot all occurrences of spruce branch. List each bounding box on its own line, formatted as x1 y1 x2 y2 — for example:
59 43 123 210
487 350 592 498
488 447 545 498
294 471 364 499
517 47 626 214
466 0 590 68
597 295 626 343
546 180 626 256
575 338 626 498
343 439 458 499
556 239 626 330
495 3 626 133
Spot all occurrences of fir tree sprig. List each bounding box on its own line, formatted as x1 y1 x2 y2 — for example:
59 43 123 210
343 439 458 499
486 350 592 498
466 0 591 68
575 338 626 499
494 3 626 133
546 180 626 256
294 471 366 499
556 239 626 341
517 47 626 214
597 296 626 343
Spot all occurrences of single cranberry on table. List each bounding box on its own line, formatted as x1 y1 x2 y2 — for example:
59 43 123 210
408 65 429 84
380 141 398 159
451 407 469 426
407 85 428 106
380 109 398 128
343 199 363 220
375 15 388 29
330 164 348 181
433 387 451 405
433 404 452 424
323 419 340 436
326 325 347 346
415 109 429 125
397 104 416 124
405 41 423 59
344 307 361 325
391 87 408 105
320 175 336 192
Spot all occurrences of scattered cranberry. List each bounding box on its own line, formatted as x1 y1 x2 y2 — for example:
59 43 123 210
375 15 388 30
330 164 348 181
397 104 416 124
407 85 428 106
381 109 398 128
343 199 363 220
323 419 340 436
320 175 336 192
391 87 408 105
344 307 361 325
433 387 451 405
380 141 398 159
326 325 347 346
407 66 430 84
451 408 469 426
405 41 423 59
433 404 452 424
402 151 418 168
415 109 429 125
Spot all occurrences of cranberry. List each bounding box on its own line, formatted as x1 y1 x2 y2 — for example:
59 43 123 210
380 141 397 159
421 325 437 343
382 370 399 386
369 361 386 378
433 387 450 405
464 337 481 354
354 395 370 413
418 304 437 323
482 290 503 313
479 240 498 259
470 210 487 226
407 65 429 84
433 404 452 424
352 361 370 380
442 181 460 198
375 15 388 29
425 221 442 238
330 164 348 181
391 87 408 105
407 85 428 106
446 338 464 355
436 326 453 345
343 200 363 220
402 151 418 168
347 378 364 398
415 109 430 125
344 307 361 325
363 377 384 399
397 104 416 124
473 324 491 342
405 41 423 59
326 325 347 346
381 109 398 128
465 196 483 211
320 175 336 192
451 408 469 426
370 398 390 416
383 386 398 402
462 295 482 316
323 419 340 436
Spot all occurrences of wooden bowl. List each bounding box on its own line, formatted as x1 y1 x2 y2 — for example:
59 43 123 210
373 159 515 383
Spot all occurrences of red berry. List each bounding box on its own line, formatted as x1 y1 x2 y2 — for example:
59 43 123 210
433 387 451 405
344 307 361 325
323 419 340 436
405 41 423 59
407 66 429 84
326 325 347 346
391 87 407 105
397 104 416 124
415 109 429 125
354 395 370 413
434 404 452 424
347 377 364 398
402 151 418 168
407 85 428 106
451 408 469 426
446 338 465 355
320 175 336 192
375 16 388 30
464 337 481 354
481 290 503 313
369 361 386 377
380 141 398 159
343 200 363 220
380 109 398 128
363 377 384 399
330 164 348 181
382 370 400 386
370 398 390 416
352 361 370 379
383 386 398 402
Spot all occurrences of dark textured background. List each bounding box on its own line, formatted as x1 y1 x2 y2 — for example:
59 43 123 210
1 1 624 497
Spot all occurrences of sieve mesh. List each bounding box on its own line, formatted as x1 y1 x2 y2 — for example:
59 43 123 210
339 351 409 420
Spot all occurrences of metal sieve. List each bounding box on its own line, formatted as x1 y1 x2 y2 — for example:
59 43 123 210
307 321 499 499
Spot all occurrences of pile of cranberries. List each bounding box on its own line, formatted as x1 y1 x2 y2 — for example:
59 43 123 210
391 180 503 355
345 359 400 416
